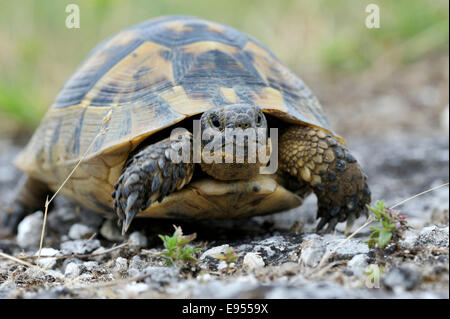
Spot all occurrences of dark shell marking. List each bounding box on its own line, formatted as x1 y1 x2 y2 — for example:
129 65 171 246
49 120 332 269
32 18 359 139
42 16 330 158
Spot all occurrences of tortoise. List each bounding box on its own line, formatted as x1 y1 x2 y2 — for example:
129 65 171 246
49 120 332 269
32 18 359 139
1 16 371 236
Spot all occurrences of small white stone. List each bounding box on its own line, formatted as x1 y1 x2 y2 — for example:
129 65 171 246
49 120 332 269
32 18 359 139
243 252 265 270
83 261 99 272
217 261 228 271
347 254 368 277
90 247 108 262
128 267 140 277
34 247 61 269
324 235 369 258
125 282 149 296
196 273 213 282
400 230 419 249
64 262 80 278
114 257 128 273
300 246 324 267
60 239 101 255
418 225 449 247
68 223 95 240
299 237 326 267
100 219 124 242
43 269 64 281
199 244 229 260
129 255 145 270
17 211 43 248
129 231 148 248
143 266 179 284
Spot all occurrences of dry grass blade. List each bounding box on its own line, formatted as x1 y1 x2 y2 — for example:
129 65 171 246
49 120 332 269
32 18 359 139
0 251 34 267
37 196 50 264
25 240 130 261
390 182 449 209
36 110 113 265
314 216 373 272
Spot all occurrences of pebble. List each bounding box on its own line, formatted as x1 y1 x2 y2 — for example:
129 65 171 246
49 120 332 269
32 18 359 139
143 266 180 285
196 273 214 282
383 265 420 292
400 230 419 249
114 257 128 273
243 252 265 270
90 247 108 262
60 239 101 255
347 254 368 277
64 262 80 278
417 225 448 248
217 261 229 271
100 219 124 242
299 235 326 267
129 231 148 248
34 248 61 269
68 223 96 240
324 235 370 259
124 282 149 296
199 244 230 261
17 211 43 248
129 255 145 270
82 261 99 272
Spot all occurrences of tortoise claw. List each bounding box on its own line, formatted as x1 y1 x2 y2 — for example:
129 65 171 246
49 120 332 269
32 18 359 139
112 135 194 235
279 125 372 234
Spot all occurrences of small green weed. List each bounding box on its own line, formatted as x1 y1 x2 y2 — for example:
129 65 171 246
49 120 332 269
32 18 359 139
158 225 202 267
366 200 409 249
212 247 238 273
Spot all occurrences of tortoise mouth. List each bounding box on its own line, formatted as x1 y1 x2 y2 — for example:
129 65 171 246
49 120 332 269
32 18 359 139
199 139 271 181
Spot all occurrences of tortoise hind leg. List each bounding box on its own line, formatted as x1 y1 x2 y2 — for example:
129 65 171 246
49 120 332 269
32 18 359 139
279 125 371 233
1 175 51 234
113 132 194 235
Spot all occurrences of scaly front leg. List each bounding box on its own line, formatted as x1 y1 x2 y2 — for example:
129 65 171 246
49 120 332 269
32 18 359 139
112 132 194 235
279 125 371 233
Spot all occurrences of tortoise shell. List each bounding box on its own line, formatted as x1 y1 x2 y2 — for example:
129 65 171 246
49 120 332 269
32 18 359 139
15 16 341 215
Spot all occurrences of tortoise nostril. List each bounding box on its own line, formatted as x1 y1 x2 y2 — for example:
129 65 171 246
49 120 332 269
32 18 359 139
236 122 251 129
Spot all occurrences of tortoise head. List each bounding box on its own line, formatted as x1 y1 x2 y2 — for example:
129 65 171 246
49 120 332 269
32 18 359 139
199 104 270 180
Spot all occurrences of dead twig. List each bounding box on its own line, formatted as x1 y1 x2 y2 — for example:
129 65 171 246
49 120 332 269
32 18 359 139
0 251 35 267
25 240 130 261
37 110 113 264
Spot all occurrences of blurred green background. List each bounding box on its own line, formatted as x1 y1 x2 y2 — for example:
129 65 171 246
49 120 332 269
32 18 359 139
0 0 448 132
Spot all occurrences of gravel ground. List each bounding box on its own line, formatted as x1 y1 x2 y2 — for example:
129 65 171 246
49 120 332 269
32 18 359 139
0 131 448 299
0 55 448 299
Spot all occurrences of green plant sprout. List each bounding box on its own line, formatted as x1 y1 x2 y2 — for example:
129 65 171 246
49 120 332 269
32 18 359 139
212 247 238 273
366 200 409 249
158 225 202 267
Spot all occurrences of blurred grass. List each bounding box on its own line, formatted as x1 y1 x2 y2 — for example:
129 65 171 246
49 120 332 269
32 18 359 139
0 0 448 129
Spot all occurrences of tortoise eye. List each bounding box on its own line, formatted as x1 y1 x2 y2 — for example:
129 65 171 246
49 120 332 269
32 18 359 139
256 113 263 126
210 115 221 129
